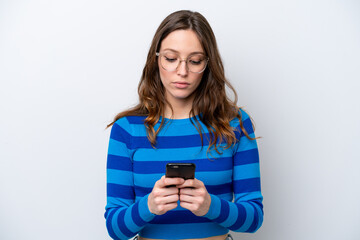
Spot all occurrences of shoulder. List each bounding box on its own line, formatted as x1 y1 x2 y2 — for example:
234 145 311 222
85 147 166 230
229 107 251 127
238 108 251 121
113 115 147 133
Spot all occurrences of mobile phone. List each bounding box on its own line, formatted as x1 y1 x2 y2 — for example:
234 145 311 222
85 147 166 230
165 163 196 180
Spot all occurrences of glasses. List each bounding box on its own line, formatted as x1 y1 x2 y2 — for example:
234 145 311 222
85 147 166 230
156 51 209 73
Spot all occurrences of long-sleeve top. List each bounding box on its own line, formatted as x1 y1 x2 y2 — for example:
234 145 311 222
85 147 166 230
105 109 263 239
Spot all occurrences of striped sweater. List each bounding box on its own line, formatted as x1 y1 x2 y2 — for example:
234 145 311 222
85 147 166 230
105 109 263 239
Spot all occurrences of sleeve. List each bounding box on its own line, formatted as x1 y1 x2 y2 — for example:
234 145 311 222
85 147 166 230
105 117 155 240
203 110 264 233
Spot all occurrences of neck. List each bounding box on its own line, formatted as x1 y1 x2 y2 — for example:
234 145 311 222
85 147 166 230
164 96 196 119
164 103 193 119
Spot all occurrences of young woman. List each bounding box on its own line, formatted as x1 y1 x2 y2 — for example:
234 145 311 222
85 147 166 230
105 10 263 240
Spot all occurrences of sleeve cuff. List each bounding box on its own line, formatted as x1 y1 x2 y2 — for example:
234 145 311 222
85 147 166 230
138 193 156 222
203 194 221 220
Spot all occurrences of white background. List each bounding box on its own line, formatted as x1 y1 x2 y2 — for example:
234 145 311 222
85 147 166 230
0 0 359 239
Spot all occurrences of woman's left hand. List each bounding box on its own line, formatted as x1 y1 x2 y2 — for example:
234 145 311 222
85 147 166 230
177 178 211 216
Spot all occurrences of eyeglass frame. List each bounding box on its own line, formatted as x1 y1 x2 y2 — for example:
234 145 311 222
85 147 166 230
155 51 209 74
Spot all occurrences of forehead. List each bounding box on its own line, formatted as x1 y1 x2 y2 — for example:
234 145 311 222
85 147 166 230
160 29 204 54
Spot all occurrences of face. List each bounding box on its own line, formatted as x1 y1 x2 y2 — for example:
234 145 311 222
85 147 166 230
158 29 205 106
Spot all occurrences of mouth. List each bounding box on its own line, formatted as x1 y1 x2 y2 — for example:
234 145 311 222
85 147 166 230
173 82 190 89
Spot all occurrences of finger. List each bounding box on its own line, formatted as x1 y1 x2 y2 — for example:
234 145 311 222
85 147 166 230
162 202 178 212
152 180 179 198
154 202 178 215
176 179 194 188
155 175 168 188
179 194 196 203
152 185 179 198
177 178 202 188
163 187 180 196
154 194 179 205
164 177 185 186
179 201 194 211
155 176 183 188
179 187 195 196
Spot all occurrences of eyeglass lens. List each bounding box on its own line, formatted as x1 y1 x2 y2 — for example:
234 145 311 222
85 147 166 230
159 52 207 73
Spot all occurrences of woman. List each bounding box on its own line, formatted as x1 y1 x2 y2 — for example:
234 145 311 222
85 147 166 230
105 10 263 240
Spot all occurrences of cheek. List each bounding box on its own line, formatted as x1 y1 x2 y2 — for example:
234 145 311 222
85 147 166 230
159 69 175 86
193 74 204 87
158 60 164 82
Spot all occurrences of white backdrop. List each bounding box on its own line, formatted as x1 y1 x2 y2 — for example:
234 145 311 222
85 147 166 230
0 0 359 239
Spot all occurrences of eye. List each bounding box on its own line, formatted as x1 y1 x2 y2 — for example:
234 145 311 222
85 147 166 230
163 53 178 62
189 59 202 65
188 54 206 65
165 56 177 62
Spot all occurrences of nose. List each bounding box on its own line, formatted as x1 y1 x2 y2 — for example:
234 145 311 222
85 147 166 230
176 60 188 76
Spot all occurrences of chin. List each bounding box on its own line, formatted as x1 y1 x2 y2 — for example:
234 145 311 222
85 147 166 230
169 90 191 98
175 95 191 100
170 93 193 100
165 88 196 102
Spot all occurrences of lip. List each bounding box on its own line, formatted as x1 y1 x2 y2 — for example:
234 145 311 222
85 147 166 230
173 82 190 89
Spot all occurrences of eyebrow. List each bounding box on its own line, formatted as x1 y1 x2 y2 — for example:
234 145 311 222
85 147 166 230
162 48 205 55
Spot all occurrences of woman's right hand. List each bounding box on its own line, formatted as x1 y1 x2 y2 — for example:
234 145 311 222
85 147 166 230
148 175 185 215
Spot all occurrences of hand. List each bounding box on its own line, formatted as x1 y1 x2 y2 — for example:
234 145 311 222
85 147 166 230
148 175 185 215
177 178 211 216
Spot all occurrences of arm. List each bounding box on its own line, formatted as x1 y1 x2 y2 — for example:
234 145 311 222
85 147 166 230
105 118 185 239
105 118 155 240
204 111 263 232
178 111 263 232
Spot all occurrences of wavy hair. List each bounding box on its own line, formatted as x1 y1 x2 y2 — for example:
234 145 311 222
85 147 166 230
107 10 256 156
